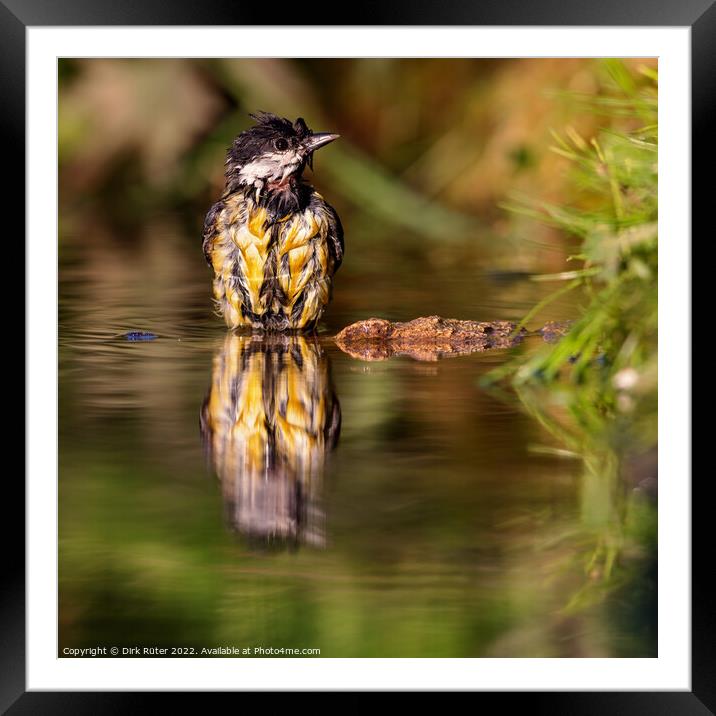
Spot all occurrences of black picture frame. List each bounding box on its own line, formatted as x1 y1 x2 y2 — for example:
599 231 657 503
7 0 706 709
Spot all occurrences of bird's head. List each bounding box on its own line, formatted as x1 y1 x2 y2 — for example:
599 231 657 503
225 112 339 197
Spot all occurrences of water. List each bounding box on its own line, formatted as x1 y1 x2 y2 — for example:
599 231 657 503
59 218 656 658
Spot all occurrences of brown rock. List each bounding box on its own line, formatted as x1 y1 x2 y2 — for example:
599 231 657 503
334 315 525 361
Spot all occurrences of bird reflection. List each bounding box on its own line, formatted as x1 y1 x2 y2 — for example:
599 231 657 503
201 333 340 548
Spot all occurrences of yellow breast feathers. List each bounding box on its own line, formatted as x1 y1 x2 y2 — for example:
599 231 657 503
203 191 343 331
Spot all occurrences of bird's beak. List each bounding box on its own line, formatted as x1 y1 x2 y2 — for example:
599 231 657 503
304 133 340 153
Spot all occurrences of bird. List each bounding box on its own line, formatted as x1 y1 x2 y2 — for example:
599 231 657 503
200 332 341 546
202 112 344 331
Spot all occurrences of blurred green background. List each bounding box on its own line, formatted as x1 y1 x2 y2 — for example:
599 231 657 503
58 58 657 659
59 58 656 324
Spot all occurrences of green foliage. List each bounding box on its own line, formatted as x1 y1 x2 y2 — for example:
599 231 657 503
483 61 658 620
491 60 657 450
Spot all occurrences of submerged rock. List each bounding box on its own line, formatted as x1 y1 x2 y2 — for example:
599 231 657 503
334 316 524 361
124 331 158 341
539 320 573 344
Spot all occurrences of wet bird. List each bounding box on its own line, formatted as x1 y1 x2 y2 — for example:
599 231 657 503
203 112 344 331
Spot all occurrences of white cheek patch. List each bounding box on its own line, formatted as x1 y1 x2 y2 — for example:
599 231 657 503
238 155 281 185
238 150 302 187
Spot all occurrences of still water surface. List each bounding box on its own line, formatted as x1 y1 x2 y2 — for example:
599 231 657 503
59 226 655 658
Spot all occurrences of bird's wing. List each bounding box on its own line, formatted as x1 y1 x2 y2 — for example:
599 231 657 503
324 202 344 272
202 199 225 267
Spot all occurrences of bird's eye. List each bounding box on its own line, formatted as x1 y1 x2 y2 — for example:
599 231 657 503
274 138 289 151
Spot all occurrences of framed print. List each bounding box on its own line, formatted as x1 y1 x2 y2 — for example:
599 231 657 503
8 0 708 708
